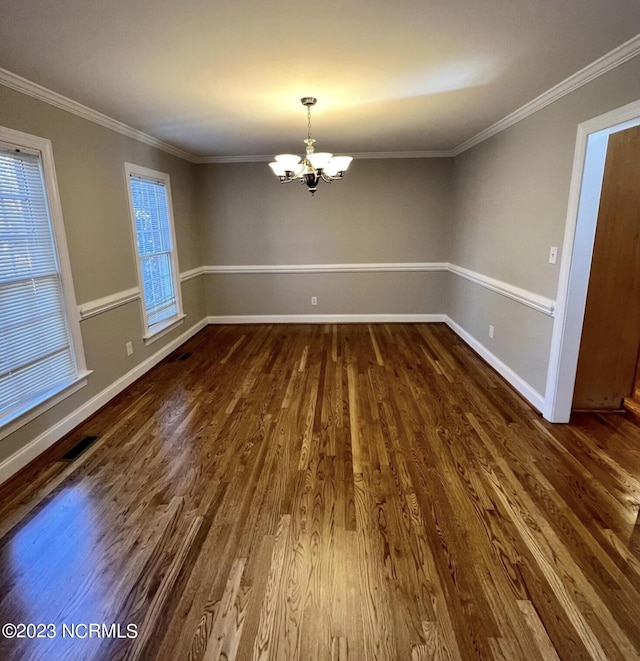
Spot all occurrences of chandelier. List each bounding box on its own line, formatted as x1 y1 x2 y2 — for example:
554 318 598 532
269 97 353 195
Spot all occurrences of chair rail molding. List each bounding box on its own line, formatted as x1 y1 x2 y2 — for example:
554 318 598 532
77 287 141 320
202 262 555 316
78 267 205 320
543 98 640 423
447 264 555 316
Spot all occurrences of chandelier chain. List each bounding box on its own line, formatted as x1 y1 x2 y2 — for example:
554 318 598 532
269 96 352 195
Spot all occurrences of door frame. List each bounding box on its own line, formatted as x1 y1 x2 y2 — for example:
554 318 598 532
544 98 640 422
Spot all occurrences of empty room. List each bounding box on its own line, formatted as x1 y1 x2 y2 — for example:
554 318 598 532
1 1 640 659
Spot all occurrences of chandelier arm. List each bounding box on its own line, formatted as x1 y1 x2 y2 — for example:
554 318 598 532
269 97 351 195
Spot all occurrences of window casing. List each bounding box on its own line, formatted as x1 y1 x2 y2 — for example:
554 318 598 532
124 164 183 342
0 127 89 438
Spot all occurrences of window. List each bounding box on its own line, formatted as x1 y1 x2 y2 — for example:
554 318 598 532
0 127 88 437
125 164 184 342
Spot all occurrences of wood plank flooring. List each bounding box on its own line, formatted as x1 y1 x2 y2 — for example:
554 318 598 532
1 323 640 660
623 371 640 416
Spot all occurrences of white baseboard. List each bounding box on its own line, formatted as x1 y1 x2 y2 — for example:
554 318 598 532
0 313 544 486
78 263 556 320
444 316 545 412
207 313 543 411
0 318 208 486
207 314 446 324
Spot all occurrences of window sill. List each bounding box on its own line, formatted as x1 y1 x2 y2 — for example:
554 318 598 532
143 314 186 346
0 370 93 442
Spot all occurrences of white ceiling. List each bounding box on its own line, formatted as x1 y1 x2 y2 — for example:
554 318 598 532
1 1 639 159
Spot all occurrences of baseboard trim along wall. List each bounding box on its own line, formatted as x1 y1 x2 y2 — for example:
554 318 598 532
205 263 555 316
77 263 555 321
207 313 544 413
6 263 553 485
0 318 208 486
207 314 447 324
0 311 544 486
444 317 545 413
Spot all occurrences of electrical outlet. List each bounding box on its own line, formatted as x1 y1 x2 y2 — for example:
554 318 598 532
311 296 318 306
126 341 133 356
549 246 558 264
489 325 494 339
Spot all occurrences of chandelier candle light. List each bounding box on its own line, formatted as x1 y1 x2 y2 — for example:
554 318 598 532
269 97 353 195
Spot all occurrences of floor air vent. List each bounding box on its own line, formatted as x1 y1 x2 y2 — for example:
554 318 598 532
178 352 192 361
59 435 100 462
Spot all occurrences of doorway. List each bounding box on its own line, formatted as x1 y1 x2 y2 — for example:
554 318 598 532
623 361 640 416
543 99 640 423
571 124 640 411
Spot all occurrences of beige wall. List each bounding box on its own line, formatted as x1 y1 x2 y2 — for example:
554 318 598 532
197 158 453 316
205 271 449 317
0 85 206 466
449 55 640 395
452 56 640 297
447 277 553 395
197 159 453 265
1 51 639 469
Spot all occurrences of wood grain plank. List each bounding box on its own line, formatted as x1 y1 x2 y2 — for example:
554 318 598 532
517 599 561 661
199 558 248 661
251 515 291 661
1 324 640 660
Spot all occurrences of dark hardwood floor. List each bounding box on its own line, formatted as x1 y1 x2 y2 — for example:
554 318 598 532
623 369 640 417
1 323 640 660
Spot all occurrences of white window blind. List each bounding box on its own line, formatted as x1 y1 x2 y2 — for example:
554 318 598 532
0 146 77 424
128 175 179 329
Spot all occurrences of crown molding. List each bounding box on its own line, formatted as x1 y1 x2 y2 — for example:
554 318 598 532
0 69 454 163
192 154 275 164
194 150 456 164
451 33 640 156
2 33 639 164
0 67 197 163
192 35 640 163
351 150 457 159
